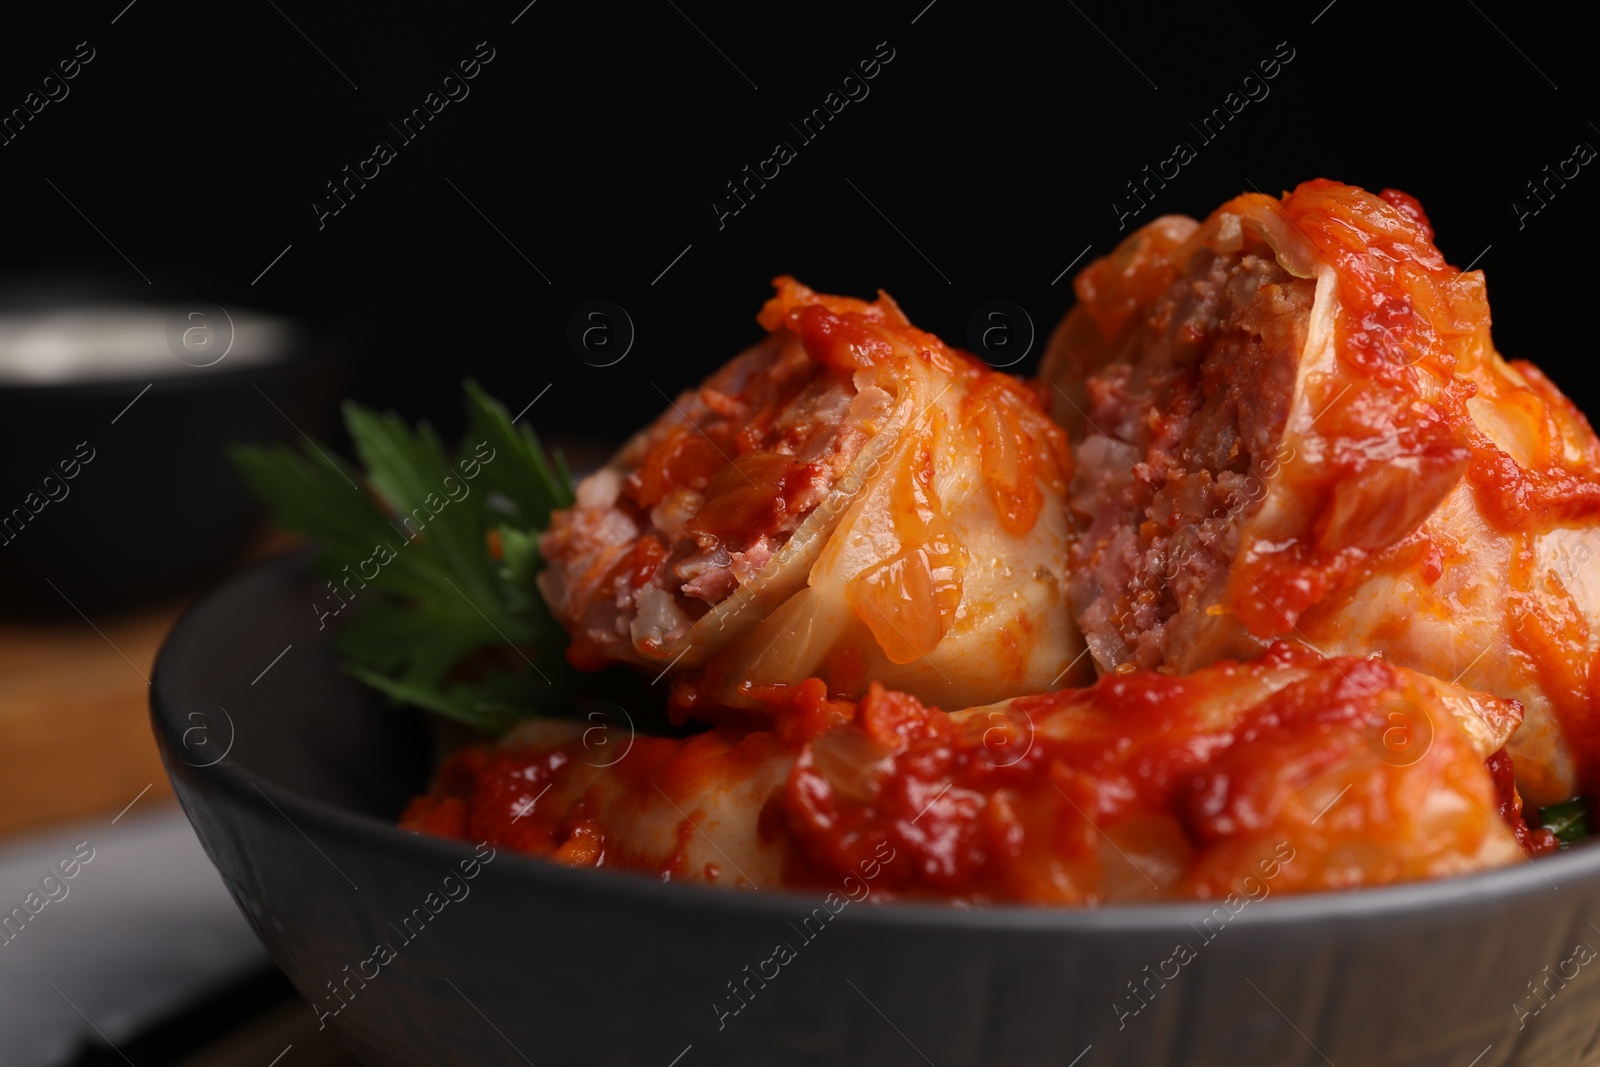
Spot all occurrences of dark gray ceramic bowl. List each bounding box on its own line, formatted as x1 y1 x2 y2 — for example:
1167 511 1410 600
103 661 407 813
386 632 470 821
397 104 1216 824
151 549 1600 1067
0 300 346 618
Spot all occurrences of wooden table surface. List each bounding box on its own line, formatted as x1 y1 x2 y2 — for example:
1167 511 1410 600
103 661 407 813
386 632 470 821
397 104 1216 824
0 601 183 837
0 532 307 838
0 560 363 1062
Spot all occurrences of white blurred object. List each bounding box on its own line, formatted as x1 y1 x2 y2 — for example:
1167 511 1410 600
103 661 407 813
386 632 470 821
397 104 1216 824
0 305 289 384
0 805 268 1066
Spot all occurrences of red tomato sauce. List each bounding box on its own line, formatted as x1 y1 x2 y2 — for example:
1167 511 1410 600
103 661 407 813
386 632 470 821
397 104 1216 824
404 648 1544 901
1488 747 1559 855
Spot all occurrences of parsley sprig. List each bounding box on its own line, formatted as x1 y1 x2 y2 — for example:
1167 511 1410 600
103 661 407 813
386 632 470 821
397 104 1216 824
231 381 574 734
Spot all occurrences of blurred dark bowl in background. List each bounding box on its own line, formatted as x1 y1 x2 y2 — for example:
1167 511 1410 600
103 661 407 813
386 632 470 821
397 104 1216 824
0 273 352 619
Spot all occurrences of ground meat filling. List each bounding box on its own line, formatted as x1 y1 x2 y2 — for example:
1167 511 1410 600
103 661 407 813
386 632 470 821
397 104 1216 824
1069 244 1312 671
546 334 894 661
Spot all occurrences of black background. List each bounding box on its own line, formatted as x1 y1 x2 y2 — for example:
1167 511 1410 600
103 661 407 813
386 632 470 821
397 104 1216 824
3 0 1598 446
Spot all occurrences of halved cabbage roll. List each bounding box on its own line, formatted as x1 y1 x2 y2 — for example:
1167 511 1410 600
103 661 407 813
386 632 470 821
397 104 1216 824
1042 180 1600 805
400 645 1528 903
540 277 1087 713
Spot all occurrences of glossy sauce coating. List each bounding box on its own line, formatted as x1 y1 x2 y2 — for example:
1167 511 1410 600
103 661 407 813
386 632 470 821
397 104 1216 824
1043 180 1600 804
402 646 1528 903
541 277 1088 718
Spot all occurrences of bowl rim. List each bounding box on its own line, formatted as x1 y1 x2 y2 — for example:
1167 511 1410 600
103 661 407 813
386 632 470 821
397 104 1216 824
151 549 1600 934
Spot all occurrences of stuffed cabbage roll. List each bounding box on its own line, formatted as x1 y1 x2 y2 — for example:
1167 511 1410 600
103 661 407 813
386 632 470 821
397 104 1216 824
540 277 1087 715
402 714 799 888
1042 180 1600 805
399 645 1529 903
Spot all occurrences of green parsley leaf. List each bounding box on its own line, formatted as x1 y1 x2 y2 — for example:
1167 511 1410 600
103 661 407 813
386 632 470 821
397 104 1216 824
1538 798 1590 846
230 380 575 734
